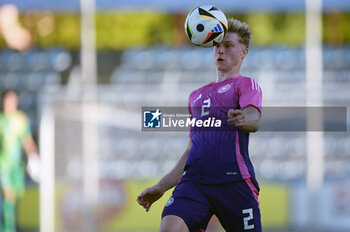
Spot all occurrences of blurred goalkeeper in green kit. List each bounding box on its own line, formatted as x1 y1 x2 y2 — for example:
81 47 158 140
0 90 40 232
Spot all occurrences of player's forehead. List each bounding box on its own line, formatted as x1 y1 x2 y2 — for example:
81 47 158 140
221 32 241 44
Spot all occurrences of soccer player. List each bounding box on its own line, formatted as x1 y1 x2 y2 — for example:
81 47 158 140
137 18 262 232
0 90 40 232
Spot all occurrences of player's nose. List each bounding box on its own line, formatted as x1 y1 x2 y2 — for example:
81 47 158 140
214 44 223 53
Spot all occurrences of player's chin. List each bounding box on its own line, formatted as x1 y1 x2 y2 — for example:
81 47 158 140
216 64 228 72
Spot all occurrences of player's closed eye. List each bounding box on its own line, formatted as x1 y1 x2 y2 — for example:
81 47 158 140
215 43 233 49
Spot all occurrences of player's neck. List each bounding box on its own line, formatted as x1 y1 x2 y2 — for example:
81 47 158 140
216 69 241 83
3 108 17 115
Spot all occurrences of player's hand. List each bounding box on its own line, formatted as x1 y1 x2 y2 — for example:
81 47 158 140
27 154 41 183
137 184 164 212
227 109 246 127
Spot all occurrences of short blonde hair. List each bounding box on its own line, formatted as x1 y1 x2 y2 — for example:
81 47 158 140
227 18 252 48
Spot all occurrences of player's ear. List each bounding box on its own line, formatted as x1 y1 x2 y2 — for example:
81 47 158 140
241 48 248 59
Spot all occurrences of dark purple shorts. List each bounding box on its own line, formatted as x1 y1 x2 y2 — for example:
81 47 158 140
162 179 261 232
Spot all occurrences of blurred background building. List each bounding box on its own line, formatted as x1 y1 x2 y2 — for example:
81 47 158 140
0 0 349 231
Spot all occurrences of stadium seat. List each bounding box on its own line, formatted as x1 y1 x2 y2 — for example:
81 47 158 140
3 72 20 90
47 48 73 72
5 50 22 72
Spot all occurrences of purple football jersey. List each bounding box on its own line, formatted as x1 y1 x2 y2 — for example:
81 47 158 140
183 76 262 185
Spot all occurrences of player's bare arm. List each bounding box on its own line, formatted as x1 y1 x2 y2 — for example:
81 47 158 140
22 135 41 182
137 139 192 212
22 135 38 157
227 106 261 132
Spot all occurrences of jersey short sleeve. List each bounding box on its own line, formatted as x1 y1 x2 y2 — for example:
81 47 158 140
237 77 262 112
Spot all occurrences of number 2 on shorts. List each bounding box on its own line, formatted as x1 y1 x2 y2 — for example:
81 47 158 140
242 208 254 230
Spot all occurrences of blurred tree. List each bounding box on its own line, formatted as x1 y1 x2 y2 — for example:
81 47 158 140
95 11 173 50
324 12 344 45
342 14 350 42
0 11 349 50
246 13 305 46
173 13 188 47
55 14 80 50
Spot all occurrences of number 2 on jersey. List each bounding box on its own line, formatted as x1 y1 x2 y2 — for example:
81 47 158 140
201 98 211 117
